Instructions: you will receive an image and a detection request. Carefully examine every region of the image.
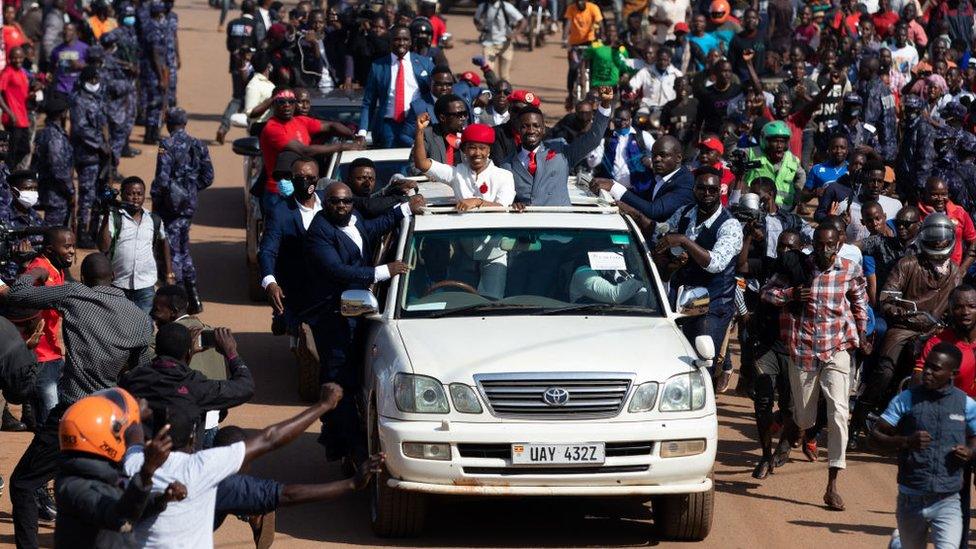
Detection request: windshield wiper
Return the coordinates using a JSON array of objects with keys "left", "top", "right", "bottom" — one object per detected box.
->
[
  {"left": 427, "top": 302, "right": 536, "bottom": 319},
  {"left": 532, "top": 303, "right": 651, "bottom": 316}
]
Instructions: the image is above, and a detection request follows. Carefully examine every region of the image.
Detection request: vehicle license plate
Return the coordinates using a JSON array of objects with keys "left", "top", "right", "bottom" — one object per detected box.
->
[{"left": 511, "top": 443, "right": 606, "bottom": 465}]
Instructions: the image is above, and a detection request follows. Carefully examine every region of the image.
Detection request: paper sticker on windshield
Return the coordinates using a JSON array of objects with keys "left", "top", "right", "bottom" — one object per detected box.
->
[
  {"left": 588, "top": 251, "right": 626, "bottom": 271},
  {"left": 610, "top": 234, "right": 630, "bottom": 245},
  {"left": 408, "top": 302, "right": 447, "bottom": 311}
]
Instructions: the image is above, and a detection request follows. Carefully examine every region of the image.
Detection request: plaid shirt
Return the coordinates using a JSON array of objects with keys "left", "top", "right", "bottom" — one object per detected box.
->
[{"left": 760, "top": 255, "right": 869, "bottom": 371}]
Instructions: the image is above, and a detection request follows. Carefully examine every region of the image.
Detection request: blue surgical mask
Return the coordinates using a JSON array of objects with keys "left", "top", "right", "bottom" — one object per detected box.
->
[
  {"left": 278, "top": 179, "right": 294, "bottom": 197},
  {"left": 615, "top": 126, "right": 631, "bottom": 137},
  {"left": 122, "top": 15, "right": 136, "bottom": 26}
]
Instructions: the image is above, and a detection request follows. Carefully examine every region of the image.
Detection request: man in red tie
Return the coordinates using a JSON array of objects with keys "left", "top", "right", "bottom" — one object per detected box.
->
[
  {"left": 415, "top": 93, "right": 468, "bottom": 166},
  {"left": 358, "top": 25, "right": 435, "bottom": 148}
]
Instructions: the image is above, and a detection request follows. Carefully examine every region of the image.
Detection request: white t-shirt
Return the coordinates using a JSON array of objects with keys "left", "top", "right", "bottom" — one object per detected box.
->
[
  {"left": 123, "top": 441, "right": 246, "bottom": 548},
  {"left": 425, "top": 158, "right": 516, "bottom": 206}
]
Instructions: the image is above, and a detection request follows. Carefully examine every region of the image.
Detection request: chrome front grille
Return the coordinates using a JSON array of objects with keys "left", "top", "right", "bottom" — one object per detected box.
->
[{"left": 474, "top": 373, "right": 633, "bottom": 418}]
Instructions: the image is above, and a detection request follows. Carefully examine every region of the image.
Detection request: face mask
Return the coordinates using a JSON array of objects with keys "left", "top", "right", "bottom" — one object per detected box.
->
[
  {"left": 615, "top": 126, "right": 631, "bottom": 137},
  {"left": 84, "top": 82, "right": 100, "bottom": 94},
  {"left": 123, "top": 15, "right": 136, "bottom": 26},
  {"left": 15, "top": 190, "right": 38, "bottom": 208},
  {"left": 293, "top": 178, "right": 316, "bottom": 200},
  {"left": 277, "top": 179, "right": 294, "bottom": 197}
]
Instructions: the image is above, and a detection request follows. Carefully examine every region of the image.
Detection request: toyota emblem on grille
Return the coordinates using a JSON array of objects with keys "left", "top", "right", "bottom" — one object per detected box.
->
[{"left": 542, "top": 387, "right": 570, "bottom": 406}]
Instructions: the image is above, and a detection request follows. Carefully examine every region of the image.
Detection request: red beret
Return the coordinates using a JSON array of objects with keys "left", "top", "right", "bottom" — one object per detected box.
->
[
  {"left": 461, "top": 123, "right": 495, "bottom": 145},
  {"left": 507, "top": 89, "right": 541, "bottom": 107},
  {"left": 268, "top": 23, "right": 287, "bottom": 41},
  {"left": 698, "top": 137, "right": 724, "bottom": 154},
  {"left": 461, "top": 71, "right": 481, "bottom": 87},
  {"left": 674, "top": 21, "right": 690, "bottom": 33}
]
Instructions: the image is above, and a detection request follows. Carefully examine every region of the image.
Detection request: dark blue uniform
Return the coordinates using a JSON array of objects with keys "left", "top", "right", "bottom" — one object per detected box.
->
[
  {"left": 139, "top": 10, "right": 169, "bottom": 135},
  {"left": 102, "top": 46, "right": 137, "bottom": 160},
  {"left": 151, "top": 128, "right": 214, "bottom": 284},
  {"left": 32, "top": 124, "right": 74, "bottom": 227},
  {"left": 857, "top": 77, "right": 898, "bottom": 162},
  {"left": 1, "top": 205, "right": 44, "bottom": 281},
  {"left": 69, "top": 85, "right": 109, "bottom": 235},
  {"left": 897, "top": 118, "right": 936, "bottom": 197},
  {"left": 0, "top": 163, "right": 10, "bottom": 224},
  {"left": 164, "top": 10, "right": 178, "bottom": 102}
]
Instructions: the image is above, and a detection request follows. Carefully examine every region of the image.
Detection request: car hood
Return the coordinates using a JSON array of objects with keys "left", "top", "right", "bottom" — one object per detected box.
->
[{"left": 395, "top": 316, "right": 697, "bottom": 383}]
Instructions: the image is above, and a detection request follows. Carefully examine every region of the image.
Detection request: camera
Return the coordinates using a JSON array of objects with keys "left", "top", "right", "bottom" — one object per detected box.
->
[
  {"left": 0, "top": 222, "right": 45, "bottom": 272},
  {"left": 731, "top": 192, "right": 766, "bottom": 224},
  {"left": 200, "top": 329, "right": 217, "bottom": 348},
  {"left": 726, "top": 148, "right": 762, "bottom": 177},
  {"left": 95, "top": 187, "right": 122, "bottom": 211}
]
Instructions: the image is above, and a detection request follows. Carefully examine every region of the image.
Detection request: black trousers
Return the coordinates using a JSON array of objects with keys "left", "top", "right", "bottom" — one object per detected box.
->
[
  {"left": 11, "top": 403, "right": 66, "bottom": 549},
  {"left": 309, "top": 313, "right": 367, "bottom": 463},
  {"left": 6, "top": 126, "right": 29, "bottom": 168}
]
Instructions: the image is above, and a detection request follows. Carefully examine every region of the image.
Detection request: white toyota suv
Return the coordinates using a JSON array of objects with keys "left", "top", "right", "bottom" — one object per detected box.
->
[{"left": 342, "top": 183, "right": 717, "bottom": 540}]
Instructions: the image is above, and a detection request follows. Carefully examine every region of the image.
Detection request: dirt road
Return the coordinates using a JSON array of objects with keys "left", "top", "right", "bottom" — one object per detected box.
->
[{"left": 0, "top": 2, "right": 906, "bottom": 547}]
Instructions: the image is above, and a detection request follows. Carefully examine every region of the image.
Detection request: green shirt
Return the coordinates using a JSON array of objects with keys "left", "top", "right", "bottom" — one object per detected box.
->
[{"left": 584, "top": 43, "right": 634, "bottom": 87}]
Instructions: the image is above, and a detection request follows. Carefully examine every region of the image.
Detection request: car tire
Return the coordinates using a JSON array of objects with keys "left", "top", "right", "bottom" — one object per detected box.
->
[
  {"left": 369, "top": 413, "right": 427, "bottom": 537},
  {"left": 652, "top": 487, "right": 714, "bottom": 541},
  {"left": 295, "top": 324, "right": 320, "bottom": 403}
]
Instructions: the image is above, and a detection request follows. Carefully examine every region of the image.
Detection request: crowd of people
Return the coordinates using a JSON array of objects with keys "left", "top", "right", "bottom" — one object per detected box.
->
[{"left": 4, "top": 0, "right": 976, "bottom": 545}]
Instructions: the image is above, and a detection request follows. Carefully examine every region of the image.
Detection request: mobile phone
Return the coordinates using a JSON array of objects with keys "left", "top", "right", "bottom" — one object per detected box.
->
[{"left": 200, "top": 329, "right": 217, "bottom": 348}]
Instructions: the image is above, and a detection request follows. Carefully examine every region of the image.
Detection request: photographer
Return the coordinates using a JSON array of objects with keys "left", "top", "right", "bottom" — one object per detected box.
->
[
  {"left": 97, "top": 176, "right": 174, "bottom": 314},
  {"left": 740, "top": 120, "right": 805, "bottom": 212},
  {"left": 1, "top": 170, "right": 45, "bottom": 283}
]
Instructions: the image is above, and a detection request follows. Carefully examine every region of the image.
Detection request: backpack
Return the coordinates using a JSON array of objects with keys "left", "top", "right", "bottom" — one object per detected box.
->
[{"left": 108, "top": 209, "right": 163, "bottom": 260}]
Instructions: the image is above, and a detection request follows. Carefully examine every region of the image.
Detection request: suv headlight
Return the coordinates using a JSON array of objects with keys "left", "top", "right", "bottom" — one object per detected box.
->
[
  {"left": 628, "top": 382, "right": 659, "bottom": 413},
  {"left": 449, "top": 384, "right": 483, "bottom": 413},
  {"left": 394, "top": 373, "right": 450, "bottom": 413},
  {"left": 659, "top": 371, "right": 707, "bottom": 412}
]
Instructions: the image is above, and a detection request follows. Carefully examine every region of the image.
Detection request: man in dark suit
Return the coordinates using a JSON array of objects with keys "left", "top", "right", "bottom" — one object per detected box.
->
[
  {"left": 358, "top": 25, "right": 435, "bottom": 148},
  {"left": 501, "top": 86, "right": 614, "bottom": 206},
  {"left": 406, "top": 65, "right": 456, "bottom": 127},
  {"left": 258, "top": 155, "right": 324, "bottom": 328},
  {"left": 489, "top": 88, "right": 535, "bottom": 165},
  {"left": 304, "top": 182, "right": 422, "bottom": 462},
  {"left": 590, "top": 135, "right": 695, "bottom": 223},
  {"left": 414, "top": 93, "right": 468, "bottom": 166},
  {"left": 346, "top": 157, "right": 413, "bottom": 218}
]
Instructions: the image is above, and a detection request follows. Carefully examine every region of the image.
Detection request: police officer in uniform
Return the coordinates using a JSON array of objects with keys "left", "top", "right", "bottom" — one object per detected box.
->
[
  {"left": 139, "top": 2, "right": 170, "bottom": 144},
  {"left": 824, "top": 93, "right": 881, "bottom": 155},
  {"left": 101, "top": 33, "right": 140, "bottom": 163},
  {"left": 2, "top": 171, "right": 46, "bottom": 281},
  {"left": 855, "top": 55, "right": 898, "bottom": 163},
  {"left": 70, "top": 65, "right": 110, "bottom": 248},
  {"left": 162, "top": 0, "right": 180, "bottom": 104},
  {"left": 896, "top": 94, "right": 936, "bottom": 201},
  {"left": 151, "top": 107, "right": 214, "bottom": 314},
  {"left": 32, "top": 95, "right": 73, "bottom": 228},
  {"left": 107, "top": 3, "right": 141, "bottom": 154},
  {"left": 928, "top": 126, "right": 969, "bottom": 209}
]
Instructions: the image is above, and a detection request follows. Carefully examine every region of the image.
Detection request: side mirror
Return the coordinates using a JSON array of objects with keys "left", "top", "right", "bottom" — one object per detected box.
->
[
  {"left": 676, "top": 286, "right": 710, "bottom": 317},
  {"left": 341, "top": 290, "right": 379, "bottom": 317},
  {"left": 694, "top": 335, "right": 715, "bottom": 364},
  {"left": 231, "top": 136, "right": 261, "bottom": 157}
]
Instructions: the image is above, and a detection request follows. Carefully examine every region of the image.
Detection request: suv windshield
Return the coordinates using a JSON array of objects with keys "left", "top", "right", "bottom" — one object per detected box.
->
[{"left": 399, "top": 227, "right": 663, "bottom": 318}]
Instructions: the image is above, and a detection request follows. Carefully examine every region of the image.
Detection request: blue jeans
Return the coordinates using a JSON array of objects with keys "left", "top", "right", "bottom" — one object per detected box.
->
[
  {"left": 891, "top": 492, "right": 963, "bottom": 549},
  {"left": 34, "top": 359, "right": 62, "bottom": 425},
  {"left": 123, "top": 286, "right": 156, "bottom": 314}
]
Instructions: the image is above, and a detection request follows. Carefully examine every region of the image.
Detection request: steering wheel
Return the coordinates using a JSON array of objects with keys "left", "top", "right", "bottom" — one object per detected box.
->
[{"left": 424, "top": 280, "right": 479, "bottom": 296}]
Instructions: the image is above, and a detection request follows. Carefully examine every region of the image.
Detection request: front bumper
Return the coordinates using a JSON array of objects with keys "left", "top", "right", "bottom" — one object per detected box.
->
[{"left": 378, "top": 415, "right": 717, "bottom": 496}]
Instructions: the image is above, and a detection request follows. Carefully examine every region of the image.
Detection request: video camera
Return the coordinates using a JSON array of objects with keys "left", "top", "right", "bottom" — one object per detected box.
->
[
  {"left": 95, "top": 187, "right": 123, "bottom": 212},
  {"left": 0, "top": 221, "right": 46, "bottom": 266},
  {"left": 726, "top": 148, "right": 762, "bottom": 177},
  {"left": 730, "top": 192, "right": 765, "bottom": 225}
]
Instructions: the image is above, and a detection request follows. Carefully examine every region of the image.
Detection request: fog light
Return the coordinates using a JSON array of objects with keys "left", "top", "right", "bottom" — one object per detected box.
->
[
  {"left": 659, "top": 439, "right": 706, "bottom": 458},
  {"left": 402, "top": 442, "right": 451, "bottom": 461}
]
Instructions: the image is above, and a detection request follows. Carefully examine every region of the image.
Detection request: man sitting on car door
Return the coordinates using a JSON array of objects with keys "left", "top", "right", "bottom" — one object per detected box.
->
[{"left": 652, "top": 167, "right": 743, "bottom": 393}]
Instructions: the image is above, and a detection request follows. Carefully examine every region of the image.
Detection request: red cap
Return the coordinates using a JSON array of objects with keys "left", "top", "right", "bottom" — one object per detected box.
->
[
  {"left": 461, "top": 123, "right": 495, "bottom": 145},
  {"left": 507, "top": 89, "right": 541, "bottom": 107},
  {"left": 698, "top": 137, "right": 724, "bottom": 154},
  {"left": 674, "top": 21, "right": 690, "bottom": 33},
  {"left": 461, "top": 71, "right": 481, "bottom": 87},
  {"left": 267, "top": 22, "right": 287, "bottom": 41}
]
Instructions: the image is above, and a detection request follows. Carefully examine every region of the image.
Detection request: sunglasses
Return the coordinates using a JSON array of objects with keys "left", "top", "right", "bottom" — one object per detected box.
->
[
  {"left": 328, "top": 197, "right": 354, "bottom": 205},
  {"left": 275, "top": 98, "right": 297, "bottom": 105},
  {"left": 442, "top": 111, "right": 468, "bottom": 118},
  {"left": 293, "top": 175, "right": 317, "bottom": 185},
  {"left": 894, "top": 219, "right": 918, "bottom": 227}
]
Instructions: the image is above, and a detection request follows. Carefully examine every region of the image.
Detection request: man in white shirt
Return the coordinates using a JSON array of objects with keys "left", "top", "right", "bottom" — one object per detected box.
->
[
  {"left": 414, "top": 113, "right": 516, "bottom": 209},
  {"left": 586, "top": 107, "right": 655, "bottom": 189},
  {"left": 98, "top": 176, "right": 174, "bottom": 313},
  {"left": 242, "top": 53, "right": 275, "bottom": 132},
  {"left": 474, "top": 0, "right": 525, "bottom": 81},
  {"left": 628, "top": 47, "right": 682, "bottom": 111},
  {"left": 123, "top": 383, "right": 373, "bottom": 548}
]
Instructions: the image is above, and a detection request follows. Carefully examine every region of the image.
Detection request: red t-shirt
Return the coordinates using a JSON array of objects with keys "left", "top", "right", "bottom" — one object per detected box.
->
[
  {"left": 918, "top": 200, "right": 976, "bottom": 265},
  {"left": 259, "top": 115, "right": 323, "bottom": 193},
  {"left": 916, "top": 329, "right": 976, "bottom": 397},
  {"left": 24, "top": 255, "right": 64, "bottom": 363},
  {"left": 2, "top": 25, "right": 27, "bottom": 57},
  {"left": 431, "top": 15, "right": 446, "bottom": 47},
  {"left": 0, "top": 65, "right": 29, "bottom": 128},
  {"left": 872, "top": 11, "right": 900, "bottom": 39}
]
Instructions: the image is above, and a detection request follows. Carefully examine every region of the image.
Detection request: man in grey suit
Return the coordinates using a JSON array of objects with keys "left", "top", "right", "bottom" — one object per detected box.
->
[
  {"left": 415, "top": 93, "right": 468, "bottom": 166},
  {"left": 502, "top": 86, "right": 614, "bottom": 206}
]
